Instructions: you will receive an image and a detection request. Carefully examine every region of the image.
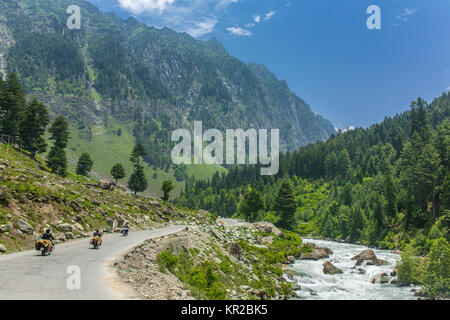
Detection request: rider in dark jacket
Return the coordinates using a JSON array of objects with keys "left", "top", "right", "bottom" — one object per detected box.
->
[
  {"left": 93, "top": 230, "right": 103, "bottom": 237},
  {"left": 42, "top": 229, "right": 55, "bottom": 246},
  {"left": 122, "top": 223, "right": 129, "bottom": 235}
]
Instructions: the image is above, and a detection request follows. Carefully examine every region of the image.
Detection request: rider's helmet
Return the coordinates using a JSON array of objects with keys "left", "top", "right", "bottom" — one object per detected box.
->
[
  {"left": 46, "top": 229, "right": 51, "bottom": 233},
  {"left": 96, "top": 229, "right": 99, "bottom": 233}
]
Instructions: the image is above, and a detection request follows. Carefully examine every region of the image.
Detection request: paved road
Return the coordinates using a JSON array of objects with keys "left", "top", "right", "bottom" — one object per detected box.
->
[{"left": 0, "top": 225, "right": 186, "bottom": 300}]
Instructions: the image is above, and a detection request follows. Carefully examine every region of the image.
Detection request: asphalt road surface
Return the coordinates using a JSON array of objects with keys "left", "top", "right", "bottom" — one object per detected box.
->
[{"left": 0, "top": 225, "right": 186, "bottom": 300}]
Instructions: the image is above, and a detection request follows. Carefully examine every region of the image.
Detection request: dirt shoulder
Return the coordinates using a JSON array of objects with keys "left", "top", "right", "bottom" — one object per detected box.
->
[{"left": 113, "top": 221, "right": 305, "bottom": 300}]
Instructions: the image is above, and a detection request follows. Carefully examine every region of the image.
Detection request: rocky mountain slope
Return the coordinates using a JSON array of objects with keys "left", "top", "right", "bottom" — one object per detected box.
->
[
  {"left": 0, "top": 0, "right": 335, "bottom": 155},
  {"left": 116, "top": 219, "right": 305, "bottom": 300},
  {"left": 0, "top": 144, "right": 213, "bottom": 254}
]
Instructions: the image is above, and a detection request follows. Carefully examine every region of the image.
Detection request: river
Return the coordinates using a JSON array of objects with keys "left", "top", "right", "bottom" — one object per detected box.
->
[{"left": 287, "top": 238, "right": 418, "bottom": 300}]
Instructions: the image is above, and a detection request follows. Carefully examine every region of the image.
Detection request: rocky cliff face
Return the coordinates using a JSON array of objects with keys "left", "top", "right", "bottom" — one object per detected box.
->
[{"left": 0, "top": 0, "right": 335, "bottom": 152}]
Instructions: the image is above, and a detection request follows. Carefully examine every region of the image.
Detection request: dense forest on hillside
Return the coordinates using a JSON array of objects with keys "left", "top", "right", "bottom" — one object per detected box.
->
[
  {"left": 176, "top": 93, "right": 450, "bottom": 297},
  {"left": 0, "top": 0, "right": 336, "bottom": 177}
]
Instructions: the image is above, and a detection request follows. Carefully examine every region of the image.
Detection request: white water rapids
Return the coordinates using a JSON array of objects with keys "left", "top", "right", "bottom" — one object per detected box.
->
[{"left": 287, "top": 239, "right": 418, "bottom": 300}]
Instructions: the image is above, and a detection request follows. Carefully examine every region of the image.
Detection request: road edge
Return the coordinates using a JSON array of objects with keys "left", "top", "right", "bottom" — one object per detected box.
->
[{"left": 103, "top": 226, "right": 190, "bottom": 300}]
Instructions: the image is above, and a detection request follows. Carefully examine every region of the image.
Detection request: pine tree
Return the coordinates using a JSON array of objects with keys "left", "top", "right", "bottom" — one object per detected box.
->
[
  {"left": 111, "top": 163, "right": 126, "bottom": 183},
  {"left": 130, "top": 142, "right": 146, "bottom": 165},
  {"left": 19, "top": 99, "right": 50, "bottom": 157},
  {"left": 1, "top": 73, "right": 25, "bottom": 140},
  {"left": 47, "top": 116, "right": 70, "bottom": 177},
  {"left": 128, "top": 143, "right": 147, "bottom": 195},
  {"left": 442, "top": 172, "right": 450, "bottom": 212},
  {"left": 337, "top": 149, "right": 352, "bottom": 179},
  {"left": 414, "top": 144, "right": 441, "bottom": 212},
  {"left": 238, "top": 187, "right": 265, "bottom": 222},
  {"left": 383, "top": 163, "right": 397, "bottom": 219},
  {"left": 76, "top": 152, "right": 94, "bottom": 176},
  {"left": 274, "top": 179, "right": 296, "bottom": 231},
  {"left": 324, "top": 151, "right": 338, "bottom": 178},
  {"left": 161, "top": 180, "right": 174, "bottom": 201},
  {"left": 128, "top": 164, "right": 148, "bottom": 196}
]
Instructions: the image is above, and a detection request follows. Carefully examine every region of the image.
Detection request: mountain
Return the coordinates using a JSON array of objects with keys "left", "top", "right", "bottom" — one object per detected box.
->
[{"left": 0, "top": 0, "right": 335, "bottom": 156}]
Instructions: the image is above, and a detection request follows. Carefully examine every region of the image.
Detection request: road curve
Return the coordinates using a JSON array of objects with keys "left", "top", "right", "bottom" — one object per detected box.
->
[{"left": 0, "top": 225, "right": 187, "bottom": 300}]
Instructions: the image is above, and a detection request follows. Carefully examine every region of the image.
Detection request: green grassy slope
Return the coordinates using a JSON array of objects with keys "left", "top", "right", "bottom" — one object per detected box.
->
[
  {"left": 62, "top": 118, "right": 226, "bottom": 198},
  {"left": 0, "top": 144, "right": 215, "bottom": 254}
]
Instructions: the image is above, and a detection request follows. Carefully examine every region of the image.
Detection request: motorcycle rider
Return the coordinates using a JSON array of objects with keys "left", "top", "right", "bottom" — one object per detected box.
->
[
  {"left": 121, "top": 222, "right": 129, "bottom": 235},
  {"left": 93, "top": 230, "right": 103, "bottom": 237},
  {"left": 42, "top": 228, "right": 55, "bottom": 247}
]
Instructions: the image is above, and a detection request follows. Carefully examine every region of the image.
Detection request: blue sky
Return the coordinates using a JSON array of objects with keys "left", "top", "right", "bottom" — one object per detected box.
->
[{"left": 86, "top": 0, "right": 450, "bottom": 129}]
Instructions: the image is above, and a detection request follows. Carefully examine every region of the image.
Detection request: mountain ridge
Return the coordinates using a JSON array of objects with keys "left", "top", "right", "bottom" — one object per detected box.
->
[{"left": 0, "top": 0, "right": 335, "bottom": 151}]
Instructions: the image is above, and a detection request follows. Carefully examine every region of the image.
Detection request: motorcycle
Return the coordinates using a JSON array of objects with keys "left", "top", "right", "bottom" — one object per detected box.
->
[
  {"left": 35, "top": 239, "right": 54, "bottom": 256},
  {"left": 120, "top": 228, "right": 129, "bottom": 237},
  {"left": 90, "top": 236, "right": 102, "bottom": 249}
]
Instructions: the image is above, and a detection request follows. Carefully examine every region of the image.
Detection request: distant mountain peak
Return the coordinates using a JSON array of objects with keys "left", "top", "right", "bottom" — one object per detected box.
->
[{"left": 0, "top": 0, "right": 335, "bottom": 151}]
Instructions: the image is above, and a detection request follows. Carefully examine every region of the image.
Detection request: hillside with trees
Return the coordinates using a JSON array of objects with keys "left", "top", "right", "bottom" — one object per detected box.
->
[{"left": 176, "top": 93, "right": 450, "bottom": 298}]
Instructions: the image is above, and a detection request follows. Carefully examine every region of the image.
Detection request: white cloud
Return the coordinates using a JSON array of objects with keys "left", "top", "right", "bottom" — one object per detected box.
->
[
  {"left": 186, "top": 18, "right": 218, "bottom": 37},
  {"left": 397, "top": 8, "right": 418, "bottom": 22},
  {"left": 264, "top": 10, "right": 276, "bottom": 21},
  {"left": 253, "top": 15, "right": 261, "bottom": 23},
  {"left": 216, "top": 0, "right": 238, "bottom": 10},
  {"left": 118, "top": 0, "right": 175, "bottom": 14},
  {"left": 226, "top": 26, "right": 252, "bottom": 36},
  {"left": 117, "top": 0, "right": 239, "bottom": 38}
]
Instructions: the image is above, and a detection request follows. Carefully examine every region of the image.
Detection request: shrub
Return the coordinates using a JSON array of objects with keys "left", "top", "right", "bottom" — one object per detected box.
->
[
  {"left": 397, "top": 244, "right": 422, "bottom": 285},
  {"left": 422, "top": 238, "right": 450, "bottom": 299},
  {"left": 157, "top": 248, "right": 179, "bottom": 273}
]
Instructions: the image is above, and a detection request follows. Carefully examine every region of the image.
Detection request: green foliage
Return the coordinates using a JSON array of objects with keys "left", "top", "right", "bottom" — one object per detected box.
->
[
  {"left": 162, "top": 180, "right": 175, "bottom": 201},
  {"left": 157, "top": 247, "right": 226, "bottom": 300},
  {"left": 19, "top": 98, "right": 50, "bottom": 157},
  {"left": 128, "top": 143, "right": 148, "bottom": 195},
  {"left": 47, "top": 116, "right": 70, "bottom": 177},
  {"left": 274, "top": 180, "right": 296, "bottom": 231},
  {"left": 422, "top": 238, "right": 450, "bottom": 299},
  {"left": 157, "top": 248, "right": 179, "bottom": 273},
  {"left": 76, "top": 152, "right": 94, "bottom": 176},
  {"left": 128, "top": 164, "right": 148, "bottom": 196},
  {"left": 397, "top": 244, "right": 422, "bottom": 285},
  {"left": 110, "top": 163, "right": 126, "bottom": 182},
  {"left": 238, "top": 187, "right": 265, "bottom": 222},
  {"left": 397, "top": 238, "right": 450, "bottom": 299},
  {"left": 174, "top": 164, "right": 188, "bottom": 182}
]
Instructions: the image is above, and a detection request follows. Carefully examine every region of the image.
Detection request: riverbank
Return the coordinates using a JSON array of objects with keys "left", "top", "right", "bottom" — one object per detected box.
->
[
  {"left": 115, "top": 221, "right": 305, "bottom": 300},
  {"left": 286, "top": 238, "right": 418, "bottom": 300}
]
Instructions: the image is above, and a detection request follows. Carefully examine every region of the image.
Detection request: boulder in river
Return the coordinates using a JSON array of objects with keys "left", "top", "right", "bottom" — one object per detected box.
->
[
  {"left": 366, "top": 259, "right": 388, "bottom": 266},
  {"left": 300, "top": 243, "right": 333, "bottom": 260},
  {"left": 351, "top": 249, "right": 377, "bottom": 261},
  {"left": 284, "top": 268, "right": 300, "bottom": 280},
  {"left": 287, "top": 256, "right": 296, "bottom": 264},
  {"left": 323, "top": 261, "right": 343, "bottom": 275},
  {"left": 370, "top": 272, "right": 390, "bottom": 284}
]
